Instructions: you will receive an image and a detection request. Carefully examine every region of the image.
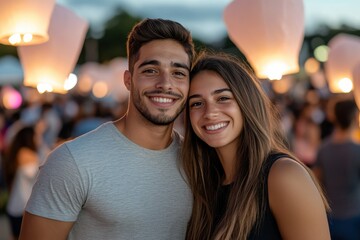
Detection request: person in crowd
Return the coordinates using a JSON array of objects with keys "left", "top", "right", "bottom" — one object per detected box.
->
[
  {"left": 313, "top": 98, "right": 360, "bottom": 240},
  {"left": 2, "top": 126, "right": 40, "bottom": 240},
  {"left": 19, "top": 18, "right": 195, "bottom": 240},
  {"left": 292, "top": 102, "right": 322, "bottom": 167},
  {"left": 182, "top": 52, "right": 330, "bottom": 240}
]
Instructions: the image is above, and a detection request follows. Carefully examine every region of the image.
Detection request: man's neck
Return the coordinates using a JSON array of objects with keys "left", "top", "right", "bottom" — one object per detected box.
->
[{"left": 114, "top": 115, "right": 174, "bottom": 150}]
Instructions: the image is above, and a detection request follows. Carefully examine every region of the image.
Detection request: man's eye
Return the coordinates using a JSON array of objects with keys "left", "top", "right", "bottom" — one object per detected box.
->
[
  {"left": 143, "top": 69, "right": 157, "bottom": 74},
  {"left": 174, "top": 71, "right": 186, "bottom": 77}
]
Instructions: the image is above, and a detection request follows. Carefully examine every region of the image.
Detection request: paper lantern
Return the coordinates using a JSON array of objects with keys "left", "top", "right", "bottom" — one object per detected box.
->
[
  {"left": 223, "top": 0, "right": 304, "bottom": 80},
  {"left": 18, "top": 4, "right": 88, "bottom": 94},
  {"left": 0, "top": 0, "right": 55, "bottom": 46},
  {"left": 353, "top": 62, "right": 360, "bottom": 110},
  {"left": 325, "top": 34, "right": 360, "bottom": 93}
]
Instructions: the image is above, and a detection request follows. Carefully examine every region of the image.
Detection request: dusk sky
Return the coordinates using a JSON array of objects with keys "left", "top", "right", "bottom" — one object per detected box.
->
[{"left": 57, "top": 0, "right": 360, "bottom": 43}]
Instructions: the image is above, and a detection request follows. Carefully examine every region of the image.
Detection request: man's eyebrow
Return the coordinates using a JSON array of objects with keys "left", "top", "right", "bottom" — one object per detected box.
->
[
  {"left": 138, "top": 60, "right": 160, "bottom": 68},
  {"left": 172, "top": 62, "right": 190, "bottom": 71},
  {"left": 188, "top": 88, "right": 232, "bottom": 100},
  {"left": 138, "top": 60, "right": 190, "bottom": 71}
]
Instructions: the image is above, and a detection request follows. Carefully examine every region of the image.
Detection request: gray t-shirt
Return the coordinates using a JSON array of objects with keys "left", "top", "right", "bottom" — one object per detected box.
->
[{"left": 26, "top": 122, "right": 192, "bottom": 239}]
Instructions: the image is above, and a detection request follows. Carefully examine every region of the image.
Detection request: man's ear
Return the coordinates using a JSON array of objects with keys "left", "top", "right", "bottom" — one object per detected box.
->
[{"left": 124, "top": 70, "right": 131, "bottom": 91}]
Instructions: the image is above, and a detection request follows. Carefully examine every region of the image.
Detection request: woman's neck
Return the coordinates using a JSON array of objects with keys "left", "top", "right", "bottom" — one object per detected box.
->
[{"left": 216, "top": 145, "right": 237, "bottom": 185}]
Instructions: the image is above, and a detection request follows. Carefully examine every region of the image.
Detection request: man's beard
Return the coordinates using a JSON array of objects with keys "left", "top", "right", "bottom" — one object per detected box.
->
[{"left": 132, "top": 89, "right": 185, "bottom": 126}]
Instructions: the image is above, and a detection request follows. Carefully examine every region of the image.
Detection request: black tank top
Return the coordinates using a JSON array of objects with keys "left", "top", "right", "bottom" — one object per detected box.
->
[{"left": 213, "top": 153, "right": 288, "bottom": 239}]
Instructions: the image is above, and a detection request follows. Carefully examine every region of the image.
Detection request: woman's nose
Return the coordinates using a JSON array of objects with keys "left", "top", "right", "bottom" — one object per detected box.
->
[{"left": 204, "top": 104, "right": 219, "bottom": 119}]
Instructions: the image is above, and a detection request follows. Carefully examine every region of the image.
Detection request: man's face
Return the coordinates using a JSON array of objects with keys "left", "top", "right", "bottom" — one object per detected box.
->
[{"left": 125, "top": 39, "right": 190, "bottom": 125}]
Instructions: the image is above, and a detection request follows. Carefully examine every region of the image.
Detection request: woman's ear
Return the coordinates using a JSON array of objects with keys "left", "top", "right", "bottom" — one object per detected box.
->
[{"left": 124, "top": 70, "right": 131, "bottom": 90}]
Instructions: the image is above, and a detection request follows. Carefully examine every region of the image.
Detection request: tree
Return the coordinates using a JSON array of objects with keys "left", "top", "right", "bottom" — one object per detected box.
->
[{"left": 96, "top": 9, "right": 141, "bottom": 63}]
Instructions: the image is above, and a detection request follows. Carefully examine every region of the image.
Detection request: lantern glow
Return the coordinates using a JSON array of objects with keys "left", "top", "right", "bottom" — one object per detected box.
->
[
  {"left": 64, "top": 73, "right": 78, "bottom": 91},
  {"left": 338, "top": 78, "right": 353, "bottom": 93},
  {"left": 0, "top": 0, "right": 55, "bottom": 46},
  {"left": 263, "top": 61, "right": 287, "bottom": 80}
]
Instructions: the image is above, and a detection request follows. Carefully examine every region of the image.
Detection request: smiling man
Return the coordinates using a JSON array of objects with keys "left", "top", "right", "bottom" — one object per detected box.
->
[{"left": 19, "top": 18, "right": 195, "bottom": 240}]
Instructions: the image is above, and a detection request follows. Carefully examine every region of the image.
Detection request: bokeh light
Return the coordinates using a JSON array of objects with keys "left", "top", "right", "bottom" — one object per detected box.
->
[
  {"left": 2, "top": 86, "right": 23, "bottom": 109},
  {"left": 314, "top": 45, "right": 329, "bottom": 62}
]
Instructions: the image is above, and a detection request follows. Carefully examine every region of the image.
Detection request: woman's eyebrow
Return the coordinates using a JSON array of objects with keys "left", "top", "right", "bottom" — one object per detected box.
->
[
  {"left": 188, "top": 88, "right": 231, "bottom": 100},
  {"left": 213, "top": 88, "right": 231, "bottom": 94}
]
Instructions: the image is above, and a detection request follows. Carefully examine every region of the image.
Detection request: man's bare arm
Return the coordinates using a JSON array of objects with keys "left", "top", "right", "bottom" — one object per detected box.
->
[{"left": 19, "top": 211, "right": 74, "bottom": 240}]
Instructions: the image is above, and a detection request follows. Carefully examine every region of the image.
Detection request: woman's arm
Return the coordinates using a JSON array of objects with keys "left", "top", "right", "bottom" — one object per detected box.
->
[{"left": 268, "top": 158, "right": 330, "bottom": 240}]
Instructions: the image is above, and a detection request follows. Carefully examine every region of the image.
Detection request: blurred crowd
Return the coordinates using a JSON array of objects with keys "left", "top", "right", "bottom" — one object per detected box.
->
[
  {"left": 0, "top": 93, "right": 127, "bottom": 239},
  {"left": 0, "top": 85, "right": 359, "bottom": 239}
]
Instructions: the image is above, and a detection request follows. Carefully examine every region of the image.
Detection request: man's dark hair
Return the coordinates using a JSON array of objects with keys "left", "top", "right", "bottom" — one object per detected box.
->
[{"left": 126, "top": 18, "right": 195, "bottom": 73}]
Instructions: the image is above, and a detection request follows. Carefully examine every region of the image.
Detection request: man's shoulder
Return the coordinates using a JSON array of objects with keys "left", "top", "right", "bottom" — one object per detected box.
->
[
  {"left": 66, "top": 121, "right": 114, "bottom": 147},
  {"left": 42, "top": 121, "right": 119, "bottom": 170},
  {"left": 50, "top": 121, "right": 117, "bottom": 161}
]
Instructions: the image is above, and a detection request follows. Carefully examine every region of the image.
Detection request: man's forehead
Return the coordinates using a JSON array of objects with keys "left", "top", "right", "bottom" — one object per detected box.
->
[{"left": 138, "top": 39, "right": 188, "bottom": 59}]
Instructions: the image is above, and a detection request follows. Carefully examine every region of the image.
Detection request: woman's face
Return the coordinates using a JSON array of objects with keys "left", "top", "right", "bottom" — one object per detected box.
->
[{"left": 188, "top": 70, "right": 243, "bottom": 150}]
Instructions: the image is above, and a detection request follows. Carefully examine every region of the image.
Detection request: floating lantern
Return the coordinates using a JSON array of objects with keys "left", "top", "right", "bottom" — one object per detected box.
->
[
  {"left": 224, "top": 0, "right": 305, "bottom": 80},
  {"left": 325, "top": 34, "right": 360, "bottom": 93},
  {"left": 18, "top": 4, "right": 88, "bottom": 94},
  {"left": 0, "top": 0, "right": 55, "bottom": 46}
]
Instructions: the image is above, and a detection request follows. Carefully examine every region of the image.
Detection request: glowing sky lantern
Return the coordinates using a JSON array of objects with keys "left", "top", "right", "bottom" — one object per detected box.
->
[
  {"left": 0, "top": 0, "right": 55, "bottom": 46},
  {"left": 325, "top": 34, "right": 360, "bottom": 93},
  {"left": 17, "top": 4, "right": 88, "bottom": 94},
  {"left": 223, "top": 0, "right": 304, "bottom": 80}
]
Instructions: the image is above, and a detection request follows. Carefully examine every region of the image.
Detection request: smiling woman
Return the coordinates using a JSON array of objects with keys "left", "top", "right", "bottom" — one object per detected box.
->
[{"left": 182, "top": 51, "right": 331, "bottom": 240}]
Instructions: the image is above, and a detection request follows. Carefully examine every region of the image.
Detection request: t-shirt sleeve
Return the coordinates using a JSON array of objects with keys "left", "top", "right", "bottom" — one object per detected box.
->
[{"left": 25, "top": 143, "right": 86, "bottom": 222}]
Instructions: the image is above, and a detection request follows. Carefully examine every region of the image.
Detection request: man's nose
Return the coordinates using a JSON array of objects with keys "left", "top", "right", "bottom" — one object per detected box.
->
[{"left": 155, "top": 71, "right": 172, "bottom": 90}]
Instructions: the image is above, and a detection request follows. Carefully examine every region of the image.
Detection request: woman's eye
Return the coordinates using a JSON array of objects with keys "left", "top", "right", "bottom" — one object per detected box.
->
[
  {"left": 189, "top": 101, "right": 203, "bottom": 108},
  {"left": 218, "top": 96, "right": 230, "bottom": 102}
]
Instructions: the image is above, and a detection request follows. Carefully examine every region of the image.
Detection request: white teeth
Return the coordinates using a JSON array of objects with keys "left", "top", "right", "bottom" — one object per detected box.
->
[
  {"left": 151, "top": 97, "right": 173, "bottom": 103},
  {"left": 205, "top": 122, "right": 227, "bottom": 131}
]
